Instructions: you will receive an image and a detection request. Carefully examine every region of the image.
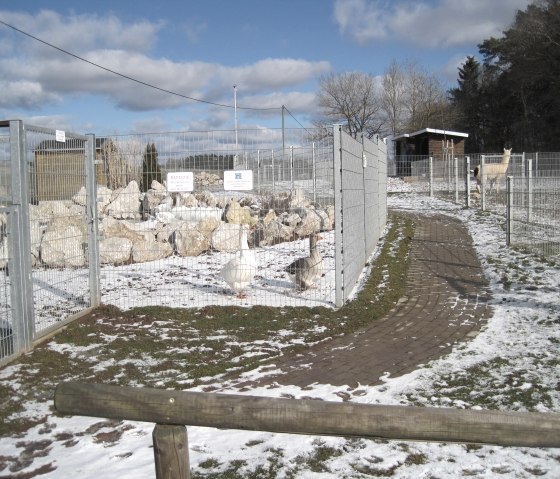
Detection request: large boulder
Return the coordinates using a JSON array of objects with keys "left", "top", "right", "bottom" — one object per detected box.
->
[
  {"left": 104, "top": 180, "right": 141, "bottom": 219},
  {"left": 132, "top": 235, "right": 173, "bottom": 263},
  {"left": 176, "top": 193, "right": 198, "bottom": 207},
  {"left": 99, "top": 216, "right": 145, "bottom": 243},
  {"left": 196, "top": 216, "right": 220, "bottom": 237},
  {"left": 41, "top": 224, "right": 86, "bottom": 267},
  {"left": 255, "top": 219, "right": 294, "bottom": 246},
  {"left": 174, "top": 224, "right": 210, "bottom": 256},
  {"left": 224, "top": 201, "right": 257, "bottom": 226},
  {"left": 293, "top": 208, "right": 322, "bottom": 237},
  {"left": 195, "top": 190, "right": 217, "bottom": 207},
  {"left": 99, "top": 237, "right": 132, "bottom": 265},
  {"left": 211, "top": 223, "right": 243, "bottom": 252}
]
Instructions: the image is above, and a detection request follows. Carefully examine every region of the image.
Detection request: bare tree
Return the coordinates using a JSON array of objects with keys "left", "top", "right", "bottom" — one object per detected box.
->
[
  {"left": 402, "top": 61, "right": 447, "bottom": 132},
  {"left": 101, "top": 137, "right": 144, "bottom": 190},
  {"left": 381, "top": 60, "right": 406, "bottom": 138},
  {"left": 317, "top": 72, "right": 385, "bottom": 139}
]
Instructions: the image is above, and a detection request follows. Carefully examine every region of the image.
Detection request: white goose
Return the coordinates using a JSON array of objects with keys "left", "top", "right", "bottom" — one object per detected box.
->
[
  {"left": 285, "top": 233, "right": 324, "bottom": 290},
  {"left": 220, "top": 224, "right": 257, "bottom": 298}
]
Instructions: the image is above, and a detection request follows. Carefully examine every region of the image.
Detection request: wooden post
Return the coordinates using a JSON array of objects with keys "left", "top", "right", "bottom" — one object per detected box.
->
[{"left": 153, "top": 424, "right": 190, "bottom": 479}]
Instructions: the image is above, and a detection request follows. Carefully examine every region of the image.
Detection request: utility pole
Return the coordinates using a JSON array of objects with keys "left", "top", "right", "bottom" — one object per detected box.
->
[{"left": 233, "top": 85, "right": 238, "bottom": 162}]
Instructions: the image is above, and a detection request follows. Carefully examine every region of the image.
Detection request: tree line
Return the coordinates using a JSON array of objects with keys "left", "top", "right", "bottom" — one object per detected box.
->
[{"left": 317, "top": 0, "right": 559, "bottom": 153}]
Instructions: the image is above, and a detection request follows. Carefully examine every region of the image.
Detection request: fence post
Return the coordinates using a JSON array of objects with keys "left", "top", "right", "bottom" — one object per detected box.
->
[
  {"left": 312, "top": 142, "right": 316, "bottom": 204},
  {"left": 85, "top": 134, "right": 100, "bottom": 308},
  {"left": 153, "top": 424, "right": 190, "bottom": 479},
  {"left": 9, "top": 120, "right": 35, "bottom": 353},
  {"left": 506, "top": 176, "right": 513, "bottom": 246},
  {"left": 271, "top": 149, "right": 275, "bottom": 196},
  {"left": 333, "top": 125, "right": 344, "bottom": 308},
  {"left": 429, "top": 157, "right": 433, "bottom": 197},
  {"left": 465, "top": 157, "right": 471, "bottom": 208},
  {"left": 527, "top": 159, "right": 533, "bottom": 222},
  {"left": 480, "top": 155, "right": 486, "bottom": 211},
  {"left": 454, "top": 157, "right": 459, "bottom": 203},
  {"left": 257, "top": 150, "right": 261, "bottom": 195},
  {"left": 290, "top": 145, "right": 294, "bottom": 192}
]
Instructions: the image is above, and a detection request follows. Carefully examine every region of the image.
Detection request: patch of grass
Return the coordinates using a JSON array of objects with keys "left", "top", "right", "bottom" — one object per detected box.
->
[
  {"left": 293, "top": 440, "right": 343, "bottom": 474},
  {"left": 404, "top": 452, "right": 428, "bottom": 465},
  {"left": 418, "top": 357, "right": 554, "bottom": 411}
]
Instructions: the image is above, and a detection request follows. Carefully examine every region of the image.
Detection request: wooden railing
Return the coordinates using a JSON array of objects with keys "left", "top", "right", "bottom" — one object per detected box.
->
[{"left": 54, "top": 382, "right": 560, "bottom": 479}]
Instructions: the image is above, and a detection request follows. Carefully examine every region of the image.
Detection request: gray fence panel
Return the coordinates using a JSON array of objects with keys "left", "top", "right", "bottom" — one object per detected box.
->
[{"left": 340, "top": 131, "right": 366, "bottom": 300}]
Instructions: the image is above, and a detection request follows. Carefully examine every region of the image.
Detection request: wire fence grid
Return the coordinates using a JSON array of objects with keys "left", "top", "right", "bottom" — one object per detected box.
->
[
  {"left": 0, "top": 121, "right": 387, "bottom": 364},
  {"left": 97, "top": 128, "right": 337, "bottom": 312},
  {"left": 395, "top": 153, "right": 560, "bottom": 258}
]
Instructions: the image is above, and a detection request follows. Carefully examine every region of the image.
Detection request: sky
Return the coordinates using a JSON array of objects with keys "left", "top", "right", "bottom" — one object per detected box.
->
[{"left": 0, "top": 0, "right": 531, "bottom": 136}]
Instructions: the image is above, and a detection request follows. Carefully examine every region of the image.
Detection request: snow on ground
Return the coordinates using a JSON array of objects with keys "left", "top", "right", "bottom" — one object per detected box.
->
[{"left": 1, "top": 179, "right": 559, "bottom": 478}]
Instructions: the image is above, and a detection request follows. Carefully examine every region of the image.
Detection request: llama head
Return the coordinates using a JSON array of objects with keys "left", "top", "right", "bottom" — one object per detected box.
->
[{"left": 503, "top": 147, "right": 512, "bottom": 162}]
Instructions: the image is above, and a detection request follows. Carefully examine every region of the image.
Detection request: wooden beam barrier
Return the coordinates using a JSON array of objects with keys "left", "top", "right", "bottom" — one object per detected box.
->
[{"left": 55, "top": 382, "right": 560, "bottom": 448}]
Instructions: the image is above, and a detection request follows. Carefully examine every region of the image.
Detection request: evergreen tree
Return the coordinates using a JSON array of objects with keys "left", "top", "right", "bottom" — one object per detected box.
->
[
  {"left": 142, "top": 142, "right": 162, "bottom": 192},
  {"left": 449, "top": 56, "right": 485, "bottom": 152},
  {"left": 478, "top": 0, "right": 560, "bottom": 150}
]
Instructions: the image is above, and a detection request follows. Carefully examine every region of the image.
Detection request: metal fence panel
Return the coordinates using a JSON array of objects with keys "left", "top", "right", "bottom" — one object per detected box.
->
[
  {"left": 98, "top": 128, "right": 337, "bottom": 309},
  {"left": 508, "top": 176, "right": 560, "bottom": 256},
  {"left": 340, "top": 131, "right": 367, "bottom": 299},
  {"left": 335, "top": 129, "right": 388, "bottom": 305},
  {"left": 22, "top": 124, "right": 95, "bottom": 339},
  {"left": 0, "top": 121, "right": 98, "bottom": 364}
]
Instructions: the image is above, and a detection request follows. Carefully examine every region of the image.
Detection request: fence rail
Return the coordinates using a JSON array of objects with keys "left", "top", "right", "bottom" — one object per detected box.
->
[{"left": 54, "top": 382, "right": 560, "bottom": 479}]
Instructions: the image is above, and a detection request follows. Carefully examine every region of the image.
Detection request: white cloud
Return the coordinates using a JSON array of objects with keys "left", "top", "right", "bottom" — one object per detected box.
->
[
  {"left": 334, "top": 0, "right": 531, "bottom": 48},
  {"left": 0, "top": 80, "right": 59, "bottom": 108},
  {"left": 227, "top": 59, "right": 331, "bottom": 91},
  {"left": 0, "top": 10, "right": 330, "bottom": 114},
  {"left": 0, "top": 10, "right": 161, "bottom": 55}
]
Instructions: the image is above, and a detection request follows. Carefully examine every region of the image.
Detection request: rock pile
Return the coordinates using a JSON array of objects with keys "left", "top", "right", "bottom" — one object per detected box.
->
[{"left": 0, "top": 180, "right": 335, "bottom": 268}]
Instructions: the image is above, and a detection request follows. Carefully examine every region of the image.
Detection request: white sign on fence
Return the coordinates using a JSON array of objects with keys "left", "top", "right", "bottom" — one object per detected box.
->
[
  {"left": 55, "top": 130, "right": 66, "bottom": 143},
  {"left": 223, "top": 170, "right": 253, "bottom": 191},
  {"left": 167, "top": 172, "right": 194, "bottom": 192}
]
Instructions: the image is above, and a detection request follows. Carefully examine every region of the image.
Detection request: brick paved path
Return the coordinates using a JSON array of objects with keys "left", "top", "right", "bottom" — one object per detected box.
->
[{"left": 241, "top": 211, "right": 493, "bottom": 389}]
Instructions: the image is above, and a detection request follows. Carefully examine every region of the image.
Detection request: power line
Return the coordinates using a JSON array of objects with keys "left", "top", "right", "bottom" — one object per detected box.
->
[
  {"left": 283, "top": 105, "right": 313, "bottom": 134},
  {"left": 0, "top": 19, "right": 280, "bottom": 112}
]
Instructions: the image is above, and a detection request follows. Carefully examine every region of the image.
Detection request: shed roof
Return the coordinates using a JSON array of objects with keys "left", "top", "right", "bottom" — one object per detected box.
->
[{"left": 393, "top": 128, "right": 469, "bottom": 141}]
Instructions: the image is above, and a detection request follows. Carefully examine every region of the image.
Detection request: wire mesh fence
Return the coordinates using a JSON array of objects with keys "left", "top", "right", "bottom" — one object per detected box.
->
[
  {"left": 393, "top": 152, "right": 560, "bottom": 258},
  {"left": 96, "top": 128, "right": 338, "bottom": 310},
  {"left": 24, "top": 126, "right": 95, "bottom": 337},
  {"left": 0, "top": 120, "right": 386, "bottom": 362},
  {"left": 507, "top": 176, "right": 560, "bottom": 256}
]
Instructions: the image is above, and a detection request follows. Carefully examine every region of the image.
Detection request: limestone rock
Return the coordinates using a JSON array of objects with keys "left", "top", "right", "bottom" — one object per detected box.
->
[
  {"left": 174, "top": 224, "right": 210, "bottom": 256},
  {"left": 224, "top": 201, "right": 257, "bottom": 226},
  {"left": 41, "top": 224, "right": 85, "bottom": 267},
  {"left": 99, "top": 237, "right": 132, "bottom": 265},
  {"left": 99, "top": 216, "right": 145, "bottom": 243},
  {"left": 105, "top": 180, "right": 141, "bottom": 219},
  {"left": 132, "top": 235, "right": 173, "bottom": 263},
  {"left": 211, "top": 223, "right": 244, "bottom": 252}
]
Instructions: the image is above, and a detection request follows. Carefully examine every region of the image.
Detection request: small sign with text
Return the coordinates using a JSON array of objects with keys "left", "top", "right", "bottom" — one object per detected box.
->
[
  {"left": 223, "top": 170, "right": 253, "bottom": 191},
  {"left": 167, "top": 172, "right": 194, "bottom": 192}
]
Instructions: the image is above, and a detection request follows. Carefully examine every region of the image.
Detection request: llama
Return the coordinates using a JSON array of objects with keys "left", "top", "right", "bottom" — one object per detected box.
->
[{"left": 473, "top": 147, "right": 512, "bottom": 194}]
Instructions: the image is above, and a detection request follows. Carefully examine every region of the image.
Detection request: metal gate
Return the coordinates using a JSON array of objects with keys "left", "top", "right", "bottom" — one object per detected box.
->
[{"left": 0, "top": 120, "right": 99, "bottom": 364}]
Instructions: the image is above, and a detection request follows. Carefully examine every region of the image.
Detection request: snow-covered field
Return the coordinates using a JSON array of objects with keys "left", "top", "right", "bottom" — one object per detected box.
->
[{"left": 1, "top": 180, "right": 559, "bottom": 478}]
